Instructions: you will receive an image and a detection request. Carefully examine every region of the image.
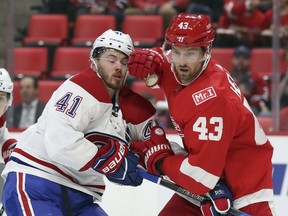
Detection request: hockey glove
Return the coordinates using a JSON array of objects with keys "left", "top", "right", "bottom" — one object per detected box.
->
[
  {"left": 92, "top": 139, "right": 143, "bottom": 186},
  {"left": 2, "top": 138, "right": 17, "bottom": 164},
  {"left": 200, "top": 179, "right": 233, "bottom": 216},
  {"left": 130, "top": 126, "right": 174, "bottom": 176},
  {"left": 128, "top": 48, "right": 164, "bottom": 81}
]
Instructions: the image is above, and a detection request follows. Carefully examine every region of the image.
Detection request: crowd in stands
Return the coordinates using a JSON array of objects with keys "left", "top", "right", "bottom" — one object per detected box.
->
[{"left": 8, "top": 0, "right": 288, "bottom": 132}]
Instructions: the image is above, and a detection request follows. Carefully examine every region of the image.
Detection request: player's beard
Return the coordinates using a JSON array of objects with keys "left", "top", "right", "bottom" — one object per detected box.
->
[
  {"left": 97, "top": 64, "right": 126, "bottom": 91},
  {"left": 176, "top": 63, "right": 202, "bottom": 85}
]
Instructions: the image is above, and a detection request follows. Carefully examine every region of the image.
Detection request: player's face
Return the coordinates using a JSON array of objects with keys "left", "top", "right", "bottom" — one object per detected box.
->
[
  {"left": 171, "top": 46, "right": 204, "bottom": 85},
  {"left": 19, "top": 77, "right": 38, "bottom": 104},
  {"left": 0, "top": 91, "right": 8, "bottom": 117},
  {"left": 232, "top": 55, "right": 250, "bottom": 72},
  {"left": 96, "top": 50, "right": 129, "bottom": 90}
]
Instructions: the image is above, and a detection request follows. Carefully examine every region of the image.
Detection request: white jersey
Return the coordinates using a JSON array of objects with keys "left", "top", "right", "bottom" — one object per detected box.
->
[{"left": 3, "top": 68, "right": 158, "bottom": 201}]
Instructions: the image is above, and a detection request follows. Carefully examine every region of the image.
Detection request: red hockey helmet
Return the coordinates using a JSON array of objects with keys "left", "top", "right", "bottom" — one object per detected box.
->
[
  {"left": 163, "top": 14, "right": 216, "bottom": 85},
  {"left": 164, "top": 13, "right": 215, "bottom": 48}
]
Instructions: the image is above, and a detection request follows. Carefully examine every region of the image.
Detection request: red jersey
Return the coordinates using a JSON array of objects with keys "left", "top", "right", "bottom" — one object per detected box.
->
[
  {"left": 262, "top": 8, "right": 288, "bottom": 29},
  {"left": 131, "top": 0, "right": 189, "bottom": 11},
  {"left": 220, "top": 0, "right": 266, "bottom": 29},
  {"left": 154, "top": 48, "right": 274, "bottom": 209}
]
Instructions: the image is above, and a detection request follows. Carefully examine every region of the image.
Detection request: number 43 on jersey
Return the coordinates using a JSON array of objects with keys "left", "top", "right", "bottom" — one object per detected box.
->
[{"left": 193, "top": 117, "right": 223, "bottom": 141}]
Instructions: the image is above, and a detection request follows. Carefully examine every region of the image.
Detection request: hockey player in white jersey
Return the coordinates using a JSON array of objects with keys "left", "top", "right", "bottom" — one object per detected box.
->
[
  {"left": 2, "top": 30, "right": 159, "bottom": 215},
  {"left": 0, "top": 68, "right": 17, "bottom": 164}
]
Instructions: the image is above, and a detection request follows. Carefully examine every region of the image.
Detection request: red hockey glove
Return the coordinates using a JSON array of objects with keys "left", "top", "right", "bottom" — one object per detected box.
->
[
  {"left": 130, "top": 126, "right": 174, "bottom": 176},
  {"left": 200, "top": 179, "right": 233, "bottom": 216},
  {"left": 128, "top": 48, "right": 164, "bottom": 81},
  {"left": 92, "top": 139, "right": 143, "bottom": 186},
  {"left": 2, "top": 138, "right": 17, "bottom": 164}
]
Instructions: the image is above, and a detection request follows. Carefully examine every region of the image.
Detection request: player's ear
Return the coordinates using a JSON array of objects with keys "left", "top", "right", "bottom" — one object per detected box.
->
[{"left": 90, "top": 62, "right": 97, "bottom": 72}]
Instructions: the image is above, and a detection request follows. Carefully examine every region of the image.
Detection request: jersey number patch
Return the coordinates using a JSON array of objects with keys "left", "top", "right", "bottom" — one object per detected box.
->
[
  {"left": 193, "top": 117, "right": 223, "bottom": 141},
  {"left": 55, "top": 92, "right": 83, "bottom": 118}
]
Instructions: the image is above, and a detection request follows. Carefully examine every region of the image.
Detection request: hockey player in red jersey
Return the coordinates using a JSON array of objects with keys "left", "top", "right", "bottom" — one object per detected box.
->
[
  {"left": 128, "top": 14, "right": 276, "bottom": 216},
  {"left": 0, "top": 68, "right": 17, "bottom": 164},
  {"left": 2, "top": 30, "right": 160, "bottom": 215}
]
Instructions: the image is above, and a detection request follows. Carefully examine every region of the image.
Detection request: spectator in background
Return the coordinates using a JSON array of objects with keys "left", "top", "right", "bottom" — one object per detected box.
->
[
  {"left": 230, "top": 45, "right": 253, "bottom": 82},
  {"left": 186, "top": 0, "right": 224, "bottom": 25},
  {"left": 215, "top": 0, "right": 269, "bottom": 47},
  {"left": 73, "top": 0, "right": 129, "bottom": 30},
  {"left": 12, "top": 76, "right": 46, "bottom": 129},
  {"left": 262, "top": 0, "right": 288, "bottom": 47},
  {"left": 125, "top": 0, "right": 189, "bottom": 30},
  {"left": 39, "top": 0, "right": 73, "bottom": 14},
  {"left": 39, "top": 0, "right": 76, "bottom": 22},
  {"left": 230, "top": 45, "right": 271, "bottom": 116}
]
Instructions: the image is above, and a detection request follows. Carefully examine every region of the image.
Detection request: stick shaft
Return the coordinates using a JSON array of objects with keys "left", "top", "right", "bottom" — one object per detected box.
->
[{"left": 137, "top": 168, "right": 251, "bottom": 216}]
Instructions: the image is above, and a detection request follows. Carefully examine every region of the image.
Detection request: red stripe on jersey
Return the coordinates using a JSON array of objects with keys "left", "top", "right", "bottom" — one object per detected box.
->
[
  {"left": 2, "top": 138, "right": 17, "bottom": 150},
  {"left": 84, "top": 184, "right": 106, "bottom": 190},
  {"left": 70, "top": 68, "right": 111, "bottom": 103},
  {"left": 14, "top": 148, "right": 74, "bottom": 181},
  {"left": 14, "top": 148, "right": 106, "bottom": 191},
  {"left": 17, "top": 173, "right": 33, "bottom": 216}
]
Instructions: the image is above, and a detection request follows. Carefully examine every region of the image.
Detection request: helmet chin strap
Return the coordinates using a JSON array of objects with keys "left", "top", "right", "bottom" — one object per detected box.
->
[{"left": 91, "top": 58, "right": 102, "bottom": 79}]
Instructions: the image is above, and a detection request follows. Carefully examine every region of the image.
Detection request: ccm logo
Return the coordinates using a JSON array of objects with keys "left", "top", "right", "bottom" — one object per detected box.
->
[
  {"left": 102, "top": 145, "right": 126, "bottom": 174},
  {"left": 192, "top": 87, "right": 217, "bottom": 106}
]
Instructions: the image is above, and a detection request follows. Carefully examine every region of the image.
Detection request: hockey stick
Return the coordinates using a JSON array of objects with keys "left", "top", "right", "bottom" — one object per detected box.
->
[{"left": 137, "top": 168, "right": 251, "bottom": 216}]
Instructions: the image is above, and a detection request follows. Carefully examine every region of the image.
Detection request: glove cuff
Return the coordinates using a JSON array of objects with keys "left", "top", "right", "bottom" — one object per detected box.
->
[
  {"left": 2, "top": 138, "right": 17, "bottom": 164},
  {"left": 146, "top": 149, "right": 173, "bottom": 175}
]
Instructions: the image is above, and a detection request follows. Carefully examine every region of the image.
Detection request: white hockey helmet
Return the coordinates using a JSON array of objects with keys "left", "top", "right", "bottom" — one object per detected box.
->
[
  {"left": 0, "top": 68, "right": 13, "bottom": 106},
  {"left": 90, "top": 29, "right": 134, "bottom": 59}
]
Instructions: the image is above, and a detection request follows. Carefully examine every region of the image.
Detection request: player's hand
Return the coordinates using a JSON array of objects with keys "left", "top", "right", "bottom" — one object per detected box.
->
[
  {"left": 130, "top": 126, "right": 174, "bottom": 176},
  {"left": 200, "top": 179, "right": 233, "bottom": 216},
  {"left": 2, "top": 139, "right": 17, "bottom": 164},
  {"left": 92, "top": 139, "right": 143, "bottom": 186},
  {"left": 128, "top": 48, "right": 164, "bottom": 80}
]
